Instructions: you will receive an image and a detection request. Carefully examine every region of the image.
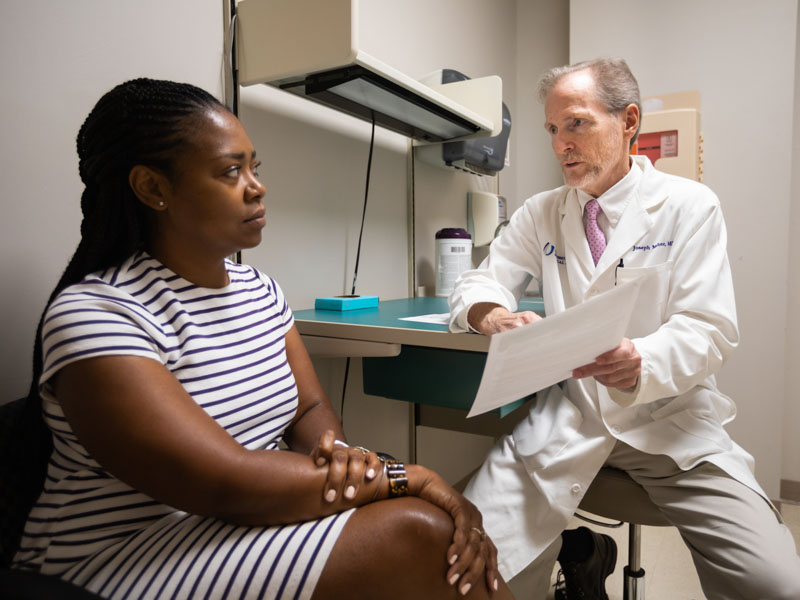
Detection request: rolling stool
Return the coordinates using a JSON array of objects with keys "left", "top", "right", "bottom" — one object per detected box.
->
[{"left": 577, "top": 467, "right": 671, "bottom": 600}]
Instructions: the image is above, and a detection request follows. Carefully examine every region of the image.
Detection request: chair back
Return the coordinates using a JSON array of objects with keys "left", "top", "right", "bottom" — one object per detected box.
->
[{"left": 0, "top": 397, "right": 52, "bottom": 567}]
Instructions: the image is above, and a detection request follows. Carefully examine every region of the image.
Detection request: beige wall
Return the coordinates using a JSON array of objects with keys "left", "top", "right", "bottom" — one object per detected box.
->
[
  {"left": 570, "top": 0, "right": 799, "bottom": 497},
  {"left": 0, "top": 0, "right": 224, "bottom": 399},
  {"left": 788, "top": 4, "right": 800, "bottom": 485}
]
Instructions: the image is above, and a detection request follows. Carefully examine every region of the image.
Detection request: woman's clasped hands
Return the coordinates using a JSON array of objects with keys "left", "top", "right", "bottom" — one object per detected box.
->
[
  {"left": 310, "top": 429, "right": 502, "bottom": 595},
  {"left": 311, "top": 430, "right": 384, "bottom": 503}
]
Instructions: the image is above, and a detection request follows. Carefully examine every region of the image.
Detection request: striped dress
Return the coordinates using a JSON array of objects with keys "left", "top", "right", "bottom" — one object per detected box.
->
[{"left": 13, "top": 252, "right": 354, "bottom": 599}]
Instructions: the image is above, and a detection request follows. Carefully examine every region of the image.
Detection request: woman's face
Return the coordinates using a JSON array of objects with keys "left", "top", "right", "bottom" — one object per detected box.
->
[{"left": 156, "top": 109, "right": 266, "bottom": 261}]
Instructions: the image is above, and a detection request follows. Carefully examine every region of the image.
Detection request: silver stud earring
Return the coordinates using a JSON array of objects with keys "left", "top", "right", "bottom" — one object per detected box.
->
[{"left": 158, "top": 201, "right": 165, "bottom": 207}]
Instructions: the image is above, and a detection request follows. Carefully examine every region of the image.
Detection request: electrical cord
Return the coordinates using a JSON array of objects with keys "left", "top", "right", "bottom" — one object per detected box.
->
[
  {"left": 340, "top": 114, "right": 376, "bottom": 424},
  {"left": 227, "top": 0, "right": 242, "bottom": 264},
  {"left": 349, "top": 115, "right": 376, "bottom": 295}
]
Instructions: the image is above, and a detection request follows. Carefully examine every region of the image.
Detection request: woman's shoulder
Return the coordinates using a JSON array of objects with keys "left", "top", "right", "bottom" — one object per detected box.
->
[
  {"left": 230, "top": 261, "right": 294, "bottom": 322},
  {"left": 48, "top": 253, "right": 164, "bottom": 313},
  {"left": 229, "top": 261, "right": 285, "bottom": 298},
  {"left": 43, "top": 253, "right": 189, "bottom": 344}
]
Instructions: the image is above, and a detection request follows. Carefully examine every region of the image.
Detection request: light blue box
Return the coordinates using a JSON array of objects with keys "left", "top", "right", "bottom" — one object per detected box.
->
[{"left": 314, "top": 295, "right": 379, "bottom": 311}]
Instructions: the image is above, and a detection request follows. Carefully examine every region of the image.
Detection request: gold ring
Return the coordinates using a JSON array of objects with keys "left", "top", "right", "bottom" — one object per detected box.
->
[
  {"left": 471, "top": 527, "right": 486, "bottom": 539},
  {"left": 353, "top": 446, "right": 370, "bottom": 456}
]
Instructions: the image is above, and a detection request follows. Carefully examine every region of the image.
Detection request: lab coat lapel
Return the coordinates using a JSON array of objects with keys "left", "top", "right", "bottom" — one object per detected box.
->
[
  {"left": 590, "top": 188, "right": 656, "bottom": 287},
  {"left": 561, "top": 189, "right": 595, "bottom": 287}
]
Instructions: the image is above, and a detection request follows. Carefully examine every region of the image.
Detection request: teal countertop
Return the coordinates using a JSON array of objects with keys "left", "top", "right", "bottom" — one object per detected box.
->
[
  {"left": 294, "top": 296, "right": 545, "bottom": 352},
  {"left": 295, "top": 297, "right": 545, "bottom": 416}
]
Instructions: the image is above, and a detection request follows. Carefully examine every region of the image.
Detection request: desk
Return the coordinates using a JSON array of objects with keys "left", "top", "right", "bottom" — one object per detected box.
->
[{"left": 294, "top": 297, "right": 545, "bottom": 417}]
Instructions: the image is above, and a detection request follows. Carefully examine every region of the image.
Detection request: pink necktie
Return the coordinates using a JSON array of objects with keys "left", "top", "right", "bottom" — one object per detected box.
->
[{"left": 584, "top": 199, "right": 606, "bottom": 266}]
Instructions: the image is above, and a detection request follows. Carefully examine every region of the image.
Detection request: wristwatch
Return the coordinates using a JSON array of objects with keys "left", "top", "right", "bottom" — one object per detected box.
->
[{"left": 384, "top": 459, "right": 408, "bottom": 497}]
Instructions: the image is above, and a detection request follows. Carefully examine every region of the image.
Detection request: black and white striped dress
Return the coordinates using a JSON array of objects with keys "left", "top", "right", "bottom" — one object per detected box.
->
[{"left": 13, "top": 252, "right": 354, "bottom": 599}]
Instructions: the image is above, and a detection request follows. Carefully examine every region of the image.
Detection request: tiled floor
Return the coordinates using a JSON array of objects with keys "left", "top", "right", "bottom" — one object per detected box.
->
[{"left": 546, "top": 502, "right": 800, "bottom": 600}]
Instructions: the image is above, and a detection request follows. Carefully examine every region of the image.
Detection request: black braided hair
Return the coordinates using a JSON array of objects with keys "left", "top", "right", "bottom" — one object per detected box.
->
[
  {"left": 17, "top": 80, "right": 229, "bottom": 543},
  {"left": 30, "top": 77, "right": 228, "bottom": 395}
]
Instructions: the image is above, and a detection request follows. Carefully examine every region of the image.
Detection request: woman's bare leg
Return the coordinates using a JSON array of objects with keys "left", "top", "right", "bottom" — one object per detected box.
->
[{"left": 313, "top": 497, "right": 513, "bottom": 599}]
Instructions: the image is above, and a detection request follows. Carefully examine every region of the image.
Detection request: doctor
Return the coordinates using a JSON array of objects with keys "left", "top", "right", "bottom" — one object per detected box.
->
[{"left": 449, "top": 58, "right": 800, "bottom": 600}]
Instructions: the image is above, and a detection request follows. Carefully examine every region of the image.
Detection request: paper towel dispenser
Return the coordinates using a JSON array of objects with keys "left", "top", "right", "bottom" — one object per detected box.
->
[
  {"left": 416, "top": 70, "right": 511, "bottom": 175},
  {"left": 235, "top": 0, "right": 502, "bottom": 143}
]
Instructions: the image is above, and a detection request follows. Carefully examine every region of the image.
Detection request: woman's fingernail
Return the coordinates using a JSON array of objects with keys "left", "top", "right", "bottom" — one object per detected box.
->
[
  {"left": 449, "top": 554, "right": 458, "bottom": 565},
  {"left": 493, "top": 579, "right": 498, "bottom": 591},
  {"left": 460, "top": 582, "right": 472, "bottom": 596},
  {"left": 366, "top": 468, "right": 376, "bottom": 479},
  {"left": 344, "top": 485, "right": 355, "bottom": 499},
  {"left": 449, "top": 573, "right": 460, "bottom": 585},
  {"left": 325, "top": 489, "right": 336, "bottom": 502},
  {"left": 316, "top": 457, "right": 325, "bottom": 466}
]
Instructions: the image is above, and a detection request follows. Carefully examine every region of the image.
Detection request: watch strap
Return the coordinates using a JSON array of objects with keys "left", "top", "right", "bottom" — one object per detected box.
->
[{"left": 384, "top": 459, "right": 408, "bottom": 497}]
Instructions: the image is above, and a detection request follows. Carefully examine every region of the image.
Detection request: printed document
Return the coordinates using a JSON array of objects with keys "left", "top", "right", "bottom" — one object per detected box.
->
[
  {"left": 468, "top": 279, "right": 642, "bottom": 417},
  {"left": 399, "top": 313, "right": 450, "bottom": 325}
]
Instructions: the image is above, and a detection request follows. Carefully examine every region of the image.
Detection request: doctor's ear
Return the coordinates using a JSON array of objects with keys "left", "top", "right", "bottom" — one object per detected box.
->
[
  {"left": 129, "top": 165, "right": 170, "bottom": 211},
  {"left": 623, "top": 103, "right": 640, "bottom": 139}
]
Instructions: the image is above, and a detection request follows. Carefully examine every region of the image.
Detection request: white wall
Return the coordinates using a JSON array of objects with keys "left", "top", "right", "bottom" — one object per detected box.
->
[
  {"left": 570, "top": 0, "right": 798, "bottom": 498},
  {"left": 0, "top": 0, "right": 224, "bottom": 400},
  {"left": 514, "top": 0, "right": 570, "bottom": 207},
  {"left": 788, "top": 5, "right": 800, "bottom": 485},
  {"left": 358, "top": 0, "right": 568, "bottom": 295}
]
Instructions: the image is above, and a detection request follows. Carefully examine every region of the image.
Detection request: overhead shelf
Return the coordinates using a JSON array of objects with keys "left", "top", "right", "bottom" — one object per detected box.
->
[{"left": 235, "top": 0, "right": 502, "bottom": 143}]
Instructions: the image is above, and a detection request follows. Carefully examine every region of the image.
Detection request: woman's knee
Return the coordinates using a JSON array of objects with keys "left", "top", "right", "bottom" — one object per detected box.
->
[
  {"left": 366, "top": 497, "right": 455, "bottom": 560},
  {"left": 314, "top": 498, "right": 458, "bottom": 599}
]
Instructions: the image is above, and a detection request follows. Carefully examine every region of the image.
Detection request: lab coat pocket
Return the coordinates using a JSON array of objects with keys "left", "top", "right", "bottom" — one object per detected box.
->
[
  {"left": 511, "top": 385, "right": 583, "bottom": 472},
  {"left": 666, "top": 409, "right": 732, "bottom": 452},
  {"left": 616, "top": 260, "right": 673, "bottom": 338}
]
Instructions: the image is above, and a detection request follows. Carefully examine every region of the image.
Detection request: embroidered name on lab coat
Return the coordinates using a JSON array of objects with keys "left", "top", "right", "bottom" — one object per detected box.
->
[{"left": 632, "top": 240, "right": 673, "bottom": 252}]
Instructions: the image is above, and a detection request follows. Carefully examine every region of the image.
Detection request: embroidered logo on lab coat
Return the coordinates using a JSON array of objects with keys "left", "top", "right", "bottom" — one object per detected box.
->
[{"left": 543, "top": 242, "right": 566, "bottom": 265}]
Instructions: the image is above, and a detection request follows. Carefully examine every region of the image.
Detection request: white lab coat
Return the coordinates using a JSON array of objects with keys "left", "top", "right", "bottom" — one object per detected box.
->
[{"left": 449, "top": 156, "right": 766, "bottom": 579}]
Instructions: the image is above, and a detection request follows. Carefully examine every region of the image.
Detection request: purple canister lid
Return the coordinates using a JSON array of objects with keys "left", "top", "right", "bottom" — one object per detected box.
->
[{"left": 436, "top": 227, "right": 472, "bottom": 240}]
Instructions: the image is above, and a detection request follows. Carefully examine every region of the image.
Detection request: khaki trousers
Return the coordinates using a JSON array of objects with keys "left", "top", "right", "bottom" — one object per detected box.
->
[{"left": 509, "top": 440, "right": 800, "bottom": 600}]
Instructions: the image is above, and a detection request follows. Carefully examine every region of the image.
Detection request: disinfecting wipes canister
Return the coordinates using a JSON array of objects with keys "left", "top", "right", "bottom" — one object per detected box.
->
[{"left": 435, "top": 228, "right": 472, "bottom": 297}]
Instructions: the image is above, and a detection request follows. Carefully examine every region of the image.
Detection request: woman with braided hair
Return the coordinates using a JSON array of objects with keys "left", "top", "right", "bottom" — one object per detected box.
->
[{"left": 12, "top": 78, "right": 513, "bottom": 600}]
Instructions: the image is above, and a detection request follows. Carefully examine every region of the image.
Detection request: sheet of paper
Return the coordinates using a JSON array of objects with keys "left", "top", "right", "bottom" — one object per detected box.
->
[
  {"left": 468, "top": 279, "right": 642, "bottom": 417},
  {"left": 398, "top": 313, "right": 451, "bottom": 325}
]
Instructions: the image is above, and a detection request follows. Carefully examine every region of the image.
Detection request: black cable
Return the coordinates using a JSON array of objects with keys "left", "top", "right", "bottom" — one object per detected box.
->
[
  {"left": 341, "top": 113, "right": 377, "bottom": 425},
  {"left": 349, "top": 114, "right": 376, "bottom": 295},
  {"left": 340, "top": 357, "right": 351, "bottom": 424},
  {"left": 229, "top": 0, "right": 242, "bottom": 265},
  {"left": 229, "top": 1, "right": 239, "bottom": 117}
]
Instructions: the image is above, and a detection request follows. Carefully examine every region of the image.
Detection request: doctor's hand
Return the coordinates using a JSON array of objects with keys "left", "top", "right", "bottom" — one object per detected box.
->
[
  {"left": 468, "top": 302, "right": 541, "bottom": 336},
  {"left": 572, "top": 337, "right": 641, "bottom": 391}
]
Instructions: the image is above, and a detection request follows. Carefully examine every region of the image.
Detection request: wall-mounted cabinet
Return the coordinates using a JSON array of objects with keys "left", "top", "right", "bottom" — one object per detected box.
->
[{"left": 235, "top": 0, "right": 502, "bottom": 143}]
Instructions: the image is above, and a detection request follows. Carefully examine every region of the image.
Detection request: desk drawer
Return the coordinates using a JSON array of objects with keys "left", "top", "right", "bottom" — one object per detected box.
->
[{"left": 363, "top": 346, "right": 526, "bottom": 417}]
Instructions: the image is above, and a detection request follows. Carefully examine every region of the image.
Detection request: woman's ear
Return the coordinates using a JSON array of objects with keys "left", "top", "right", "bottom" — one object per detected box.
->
[{"left": 129, "top": 165, "right": 170, "bottom": 211}]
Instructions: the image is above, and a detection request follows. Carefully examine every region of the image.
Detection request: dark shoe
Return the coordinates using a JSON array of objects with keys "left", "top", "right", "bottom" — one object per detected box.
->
[{"left": 553, "top": 528, "right": 617, "bottom": 600}]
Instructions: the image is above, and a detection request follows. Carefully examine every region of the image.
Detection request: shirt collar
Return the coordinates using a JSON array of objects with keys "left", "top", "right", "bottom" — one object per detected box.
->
[{"left": 576, "top": 157, "right": 642, "bottom": 227}]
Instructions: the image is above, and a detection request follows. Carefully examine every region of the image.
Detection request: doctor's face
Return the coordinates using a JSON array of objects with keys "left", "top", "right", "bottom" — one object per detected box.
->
[{"left": 544, "top": 70, "right": 636, "bottom": 197}]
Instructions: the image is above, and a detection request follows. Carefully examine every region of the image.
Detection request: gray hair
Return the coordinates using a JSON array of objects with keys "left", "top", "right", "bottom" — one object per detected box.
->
[{"left": 537, "top": 58, "right": 642, "bottom": 146}]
